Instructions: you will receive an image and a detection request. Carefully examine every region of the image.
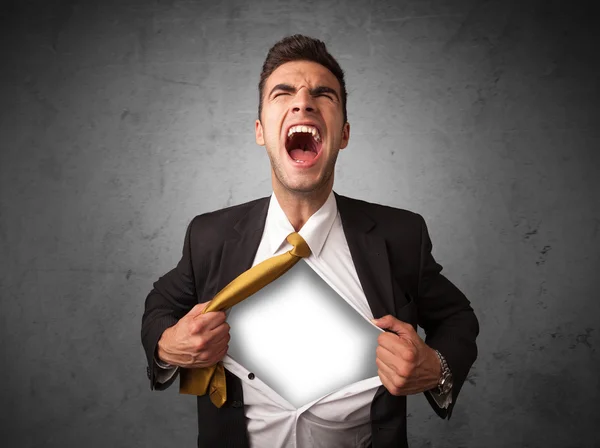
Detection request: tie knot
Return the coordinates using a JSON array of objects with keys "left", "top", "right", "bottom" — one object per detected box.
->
[{"left": 286, "top": 232, "right": 311, "bottom": 258}]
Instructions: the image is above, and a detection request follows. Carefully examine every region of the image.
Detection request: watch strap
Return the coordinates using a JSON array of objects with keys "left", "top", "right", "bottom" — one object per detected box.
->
[{"left": 434, "top": 349, "right": 451, "bottom": 393}]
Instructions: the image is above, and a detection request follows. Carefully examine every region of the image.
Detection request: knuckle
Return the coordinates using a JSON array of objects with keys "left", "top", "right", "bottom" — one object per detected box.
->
[
  {"left": 399, "top": 365, "right": 412, "bottom": 377},
  {"left": 192, "top": 318, "right": 205, "bottom": 332},
  {"left": 194, "top": 338, "right": 207, "bottom": 351}
]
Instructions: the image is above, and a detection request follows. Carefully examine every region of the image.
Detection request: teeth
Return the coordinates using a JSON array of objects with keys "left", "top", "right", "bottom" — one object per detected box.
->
[{"left": 287, "top": 125, "right": 321, "bottom": 143}]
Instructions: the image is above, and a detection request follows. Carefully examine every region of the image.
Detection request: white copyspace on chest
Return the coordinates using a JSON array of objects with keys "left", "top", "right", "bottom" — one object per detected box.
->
[{"left": 226, "top": 260, "right": 381, "bottom": 408}]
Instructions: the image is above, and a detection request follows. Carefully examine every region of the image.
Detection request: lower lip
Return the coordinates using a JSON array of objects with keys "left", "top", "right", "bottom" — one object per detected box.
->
[{"left": 286, "top": 146, "right": 323, "bottom": 169}]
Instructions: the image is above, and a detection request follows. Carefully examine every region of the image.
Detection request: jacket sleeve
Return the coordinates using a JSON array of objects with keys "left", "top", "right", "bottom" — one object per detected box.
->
[
  {"left": 416, "top": 214, "right": 479, "bottom": 420},
  {"left": 141, "top": 216, "right": 199, "bottom": 391}
]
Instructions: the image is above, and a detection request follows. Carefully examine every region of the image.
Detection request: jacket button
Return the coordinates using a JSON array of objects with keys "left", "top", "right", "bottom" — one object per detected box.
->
[
  {"left": 146, "top": 366, "right": 151, "bottom": 379},
  {"left": 231, "top": 400, "right": 243, "bottom": 408},
  {"left": 248, "top": 372, "right": 255, "bottom": 380}
]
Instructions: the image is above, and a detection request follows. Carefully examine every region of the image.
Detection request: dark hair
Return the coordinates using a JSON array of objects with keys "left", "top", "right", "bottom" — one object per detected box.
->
[{"left": 258, "top": 34, "right": 348, "bottom": 126}]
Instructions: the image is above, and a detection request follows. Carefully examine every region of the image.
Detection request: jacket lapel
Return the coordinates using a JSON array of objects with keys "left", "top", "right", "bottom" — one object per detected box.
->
[
  {"left": 334, "top": 192, "right": 405, "bottom": 430},
  {"left": 334, "top": 192, "right": 396, "bottom": 320},
  {"left": 216, "top": 197, "right": 271, "bottom": 292}
]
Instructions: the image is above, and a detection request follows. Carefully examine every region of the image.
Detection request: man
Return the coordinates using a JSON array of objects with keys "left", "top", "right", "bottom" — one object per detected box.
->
[{"left": 141, "top": 34, "right": 479, "bottom": 447}]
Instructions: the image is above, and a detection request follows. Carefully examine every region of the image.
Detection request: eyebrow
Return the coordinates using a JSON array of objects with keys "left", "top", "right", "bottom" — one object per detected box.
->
[{"left": 269, "top": 83, "right": 340, "bottom": 102}]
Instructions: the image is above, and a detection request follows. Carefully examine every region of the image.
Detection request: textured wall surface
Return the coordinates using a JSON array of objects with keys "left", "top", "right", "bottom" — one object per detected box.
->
[{"left": 1, "top": 0, "right": 599, "bottom": 447}]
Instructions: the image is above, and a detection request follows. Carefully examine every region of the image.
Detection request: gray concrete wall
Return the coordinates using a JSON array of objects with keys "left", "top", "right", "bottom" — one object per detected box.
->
[{"left": 1, "top": 0, "right": 598, "bottom": 447}]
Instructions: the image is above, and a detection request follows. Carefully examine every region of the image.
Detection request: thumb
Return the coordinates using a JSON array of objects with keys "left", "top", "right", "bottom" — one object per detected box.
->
[
  {"left": 371, "top": 315, "right": 411, "bottom": 336},
  {"left": 188, "top": 301, "right": 211, "bottom": 317}
]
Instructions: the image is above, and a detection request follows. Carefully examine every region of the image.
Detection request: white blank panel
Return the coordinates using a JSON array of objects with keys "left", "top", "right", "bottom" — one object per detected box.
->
[{"left": 226, "top": 260, "right": 380, "bottom": 408}]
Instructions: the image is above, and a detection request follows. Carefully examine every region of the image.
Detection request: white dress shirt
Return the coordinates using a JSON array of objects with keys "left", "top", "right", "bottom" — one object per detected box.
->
[{"left": 156, "top": 190, "right": 451, "bottom": 447}]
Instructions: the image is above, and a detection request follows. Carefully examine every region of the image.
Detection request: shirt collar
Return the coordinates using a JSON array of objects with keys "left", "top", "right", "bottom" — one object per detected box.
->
[{"left": 266, "top": 189, "right": 338, "bottom": 259}]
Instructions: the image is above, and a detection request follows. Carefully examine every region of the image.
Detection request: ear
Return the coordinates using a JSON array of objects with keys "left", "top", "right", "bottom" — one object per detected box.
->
[
  {"left": 255, "top": 119, "right": 265, "bottom": 146},
  {"left": 339, "top": 121, "right": 350, "bottom": 150}
]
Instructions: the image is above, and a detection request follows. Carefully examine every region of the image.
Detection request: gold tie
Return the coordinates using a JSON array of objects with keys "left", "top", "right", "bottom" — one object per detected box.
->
[{"left": 179, "top": 232, "right": 311, "bottom": 407}]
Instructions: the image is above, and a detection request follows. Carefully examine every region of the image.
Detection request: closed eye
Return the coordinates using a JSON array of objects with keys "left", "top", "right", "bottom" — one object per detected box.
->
[{"left": 274, "top": 93, "right": 332, "bottom": 100}]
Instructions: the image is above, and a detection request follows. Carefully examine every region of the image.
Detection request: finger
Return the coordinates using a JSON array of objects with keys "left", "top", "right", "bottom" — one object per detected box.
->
[
  {"left": 377, "top": 358, "right": 409, "bottom": 396},
  {"left": 372, "top": 315, "right": 414, "bottom": 337},
  {"left": 187, "top": 301, "right": 210, "bottom": 317},
  {"left": 189, "top": 301, "right": 225, "bottom": 319},
  {"left": 217, "top": 343, "right": 229, "bottom": 358},
  {"left": 376, "top": 347, "right": 407, "bottom": 380},
  {"left": 210, "top": 330, "right": 231, "bottom": 349},
  {"left": 190, "top": 311, "right": 227, "bottom": 334},
  {"left": 378, "top": 333, "right": 414, "bottom": 357},
  {"left": 376, "top": 357, "right": 398, "bottom": 384},
  {"left": 190, "top": 322, "right": 229, "bottom": 351},
  {"left": 376, "top": 341, "right": 399, "bottom": 362},
  {"left": 206, "top": 344, "right": 229, "bottom": 366},
  {"left": 205, "top": 316, "right": 229, "bottom": 338},
  {"left": 377, "top": 366, "right": 399, "bottom": 396},
  {"left": 203, "top": 310, "right": 228, "bottom": 330}
]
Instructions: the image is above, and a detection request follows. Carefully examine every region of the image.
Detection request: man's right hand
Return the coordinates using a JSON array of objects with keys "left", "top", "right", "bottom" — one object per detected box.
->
[{"left": 156, "top": 302, "right": 230, "bottom": 369}]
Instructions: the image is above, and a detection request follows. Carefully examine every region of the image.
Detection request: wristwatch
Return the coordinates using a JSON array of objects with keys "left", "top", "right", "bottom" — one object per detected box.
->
[
  {"left": 434, "top": 349, "right": 453, "bottom": 395},
  {"left": 154, "top": 347, "right": 175, "bottom": 369},
  {"left": 155, "top": 356, "right": 174, "bottom": 369}
]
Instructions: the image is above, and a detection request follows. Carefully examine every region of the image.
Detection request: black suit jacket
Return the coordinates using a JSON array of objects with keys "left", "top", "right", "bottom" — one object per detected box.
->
[{"left": 141, "top": 191, "right": 479, "bottom": 448}]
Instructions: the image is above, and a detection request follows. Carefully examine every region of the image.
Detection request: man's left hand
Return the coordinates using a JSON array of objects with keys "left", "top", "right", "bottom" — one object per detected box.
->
[{"left": 372, "top": 315, "right": 441, "bottom": 396}]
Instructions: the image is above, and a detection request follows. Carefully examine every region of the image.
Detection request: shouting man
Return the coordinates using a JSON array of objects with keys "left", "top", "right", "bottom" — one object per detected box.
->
[{"left": 142, "top": 34, "right": 479, "bottom": 448}]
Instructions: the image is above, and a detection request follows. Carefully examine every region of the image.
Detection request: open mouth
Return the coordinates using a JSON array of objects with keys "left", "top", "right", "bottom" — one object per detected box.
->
[{"left": 284, "top": 125, "right": 323, "bottom": 164}]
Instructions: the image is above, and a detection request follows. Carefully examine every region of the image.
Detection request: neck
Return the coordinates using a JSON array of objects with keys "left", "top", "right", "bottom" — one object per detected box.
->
[{"left": 272, "top": 180, "right": 333, "bottom": 232}]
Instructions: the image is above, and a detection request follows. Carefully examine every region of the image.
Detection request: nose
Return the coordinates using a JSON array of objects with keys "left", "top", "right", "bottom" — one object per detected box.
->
[{"left": 290, "top": 88, "right": 317, "bottom": 114}]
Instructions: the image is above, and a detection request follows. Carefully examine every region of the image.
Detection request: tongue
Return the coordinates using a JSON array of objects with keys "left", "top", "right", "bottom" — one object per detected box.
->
[{"left": 289, "top": 149, "right": 317, "bottom": 162}]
